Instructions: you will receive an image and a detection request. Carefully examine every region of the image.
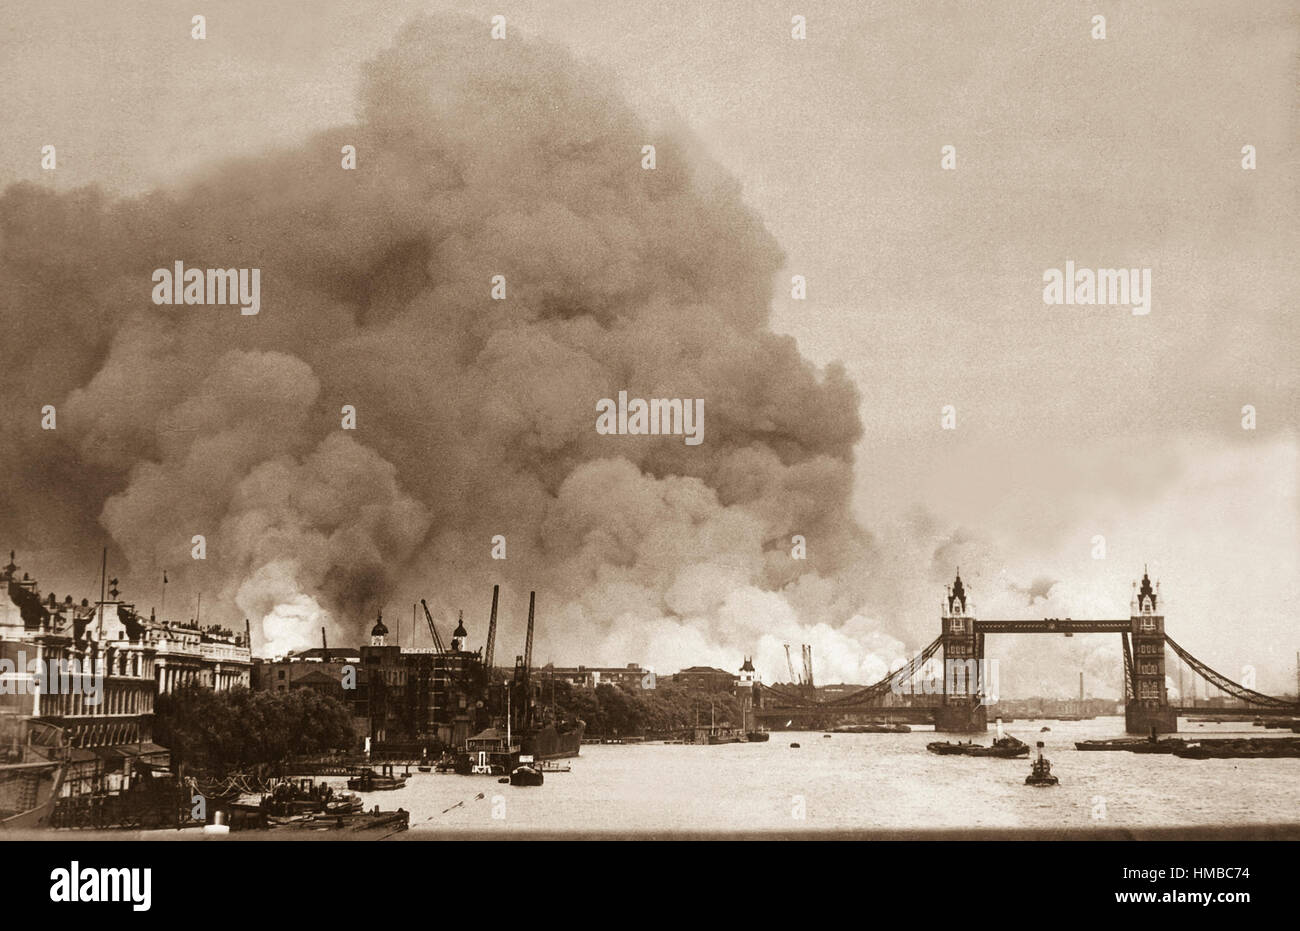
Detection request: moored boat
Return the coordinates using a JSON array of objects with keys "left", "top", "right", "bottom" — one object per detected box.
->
[
  {"left": 347, "top": 764, "right": 408, "bottom": 791},
  {"left": 1171, "top": 737, "right": 1300, "bottom": 759},
  {"left": 1075, "top": 737, "right": 1150, "bottom": 751},
  {"left": 0, "top": 717, "right": 66, "bottom": 831},
  {"left": 519, "top": 719, "right": 586, "bottom": 760},
  {"left": 832, "top": 723, "right": 911, "bottom": 734}
]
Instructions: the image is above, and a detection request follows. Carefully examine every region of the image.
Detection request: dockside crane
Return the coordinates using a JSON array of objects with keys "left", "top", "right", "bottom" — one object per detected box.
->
[
  {"left": 802, "top": 644, "right": 815, "bottom": 691},
  {"left": 512, "top": 591, "right": 536, "bottom": 731},
  {"left": 784, "top": 643, "right": 799, "bottom": 685},
  {"left": 484, "top": 584, "right": 499, "bottom": 670},
  {"left": 420, "top": 598, "right": 447, "bottom": 653},
  {"left": 524, "top": 592, "right": 534, "bottom": 677}
]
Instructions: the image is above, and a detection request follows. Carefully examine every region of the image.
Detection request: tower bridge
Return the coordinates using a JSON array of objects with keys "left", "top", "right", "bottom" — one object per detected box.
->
[{"left": 755, "top": 569, "right": 1299, "bottom": 734}]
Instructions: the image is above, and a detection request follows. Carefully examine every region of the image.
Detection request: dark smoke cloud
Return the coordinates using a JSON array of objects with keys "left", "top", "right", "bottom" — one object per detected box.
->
[{"left": 0, "top": 14, "right": 876, "bottom": 670}]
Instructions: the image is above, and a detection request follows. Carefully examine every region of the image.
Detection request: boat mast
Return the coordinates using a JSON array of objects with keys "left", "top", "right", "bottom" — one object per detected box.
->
[{"left": 506, "top": 689, "right": 512, "bottom": 750}]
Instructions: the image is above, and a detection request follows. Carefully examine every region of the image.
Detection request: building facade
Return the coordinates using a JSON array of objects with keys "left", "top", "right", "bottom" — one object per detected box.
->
[
  {"left": 1, "top": 553, "right": 250, "bottom": 795},
  {"left": 548, "top": 663, "right": 650, "bottom": 689},
  {"left": 672, "top": 666, "right": 738, "bottom": 692}
]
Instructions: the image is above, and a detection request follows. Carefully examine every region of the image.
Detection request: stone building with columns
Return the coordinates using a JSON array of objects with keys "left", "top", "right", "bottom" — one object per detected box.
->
[{"left": 1, "top": 553, "right": 250, "bottom": 794}]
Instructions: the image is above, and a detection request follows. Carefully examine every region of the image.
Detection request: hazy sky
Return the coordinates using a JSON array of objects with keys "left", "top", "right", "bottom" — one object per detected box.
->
[{"left": 1, "top": 1, "right": 1296, "bottom": 694}]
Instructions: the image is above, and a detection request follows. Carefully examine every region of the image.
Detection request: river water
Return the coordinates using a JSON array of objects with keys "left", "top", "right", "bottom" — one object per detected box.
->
[{"left": 322, "top": 717, "right": 1299, "bottom": 835}]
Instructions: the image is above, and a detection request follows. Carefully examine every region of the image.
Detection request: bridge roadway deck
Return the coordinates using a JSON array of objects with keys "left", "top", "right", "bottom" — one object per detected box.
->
[{"left": 973, "top": 619, "right": 1131, "bottom": 633}]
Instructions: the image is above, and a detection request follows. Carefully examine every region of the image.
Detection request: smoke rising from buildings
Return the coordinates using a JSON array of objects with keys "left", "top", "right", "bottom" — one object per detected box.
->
[{"left": 0, "top": 15, "right": 893, "bottom": 671}]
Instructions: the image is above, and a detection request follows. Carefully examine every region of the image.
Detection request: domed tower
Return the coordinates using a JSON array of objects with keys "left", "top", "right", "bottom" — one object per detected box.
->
[
  {"left": 1126, "top": 566, "right": 1177, "bottom": 734},
  {"left": 370, "top": 611, "right": 389, "bottom": 647},
  {"left": 936, "top": 569, "right": 987, "bottom": 733},
  {"left": 451, "top": 611, "right": 468, "bottom": 653}
]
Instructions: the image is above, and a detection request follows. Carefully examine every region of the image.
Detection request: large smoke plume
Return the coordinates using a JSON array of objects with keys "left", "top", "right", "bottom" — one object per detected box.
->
[{"left": 0, "top": 14, "right": 898, "bottom": 676}]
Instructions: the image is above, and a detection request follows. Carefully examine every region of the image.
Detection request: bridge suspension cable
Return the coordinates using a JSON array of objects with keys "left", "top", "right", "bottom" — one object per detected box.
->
[
  {"left": 1164, "top": 633, "right": 1298, "bottom": 710},
  {"left": 761, "top": 682, "right": 811, "bottom": 703},
  {"left": 822, "top": 635, "right": 944, "bottom": 707}
]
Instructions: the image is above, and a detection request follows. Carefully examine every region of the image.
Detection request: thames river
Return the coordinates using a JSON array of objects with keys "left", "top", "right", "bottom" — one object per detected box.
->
[{"left": 322, "top": 717, "right": 1300, "bottom": 836}]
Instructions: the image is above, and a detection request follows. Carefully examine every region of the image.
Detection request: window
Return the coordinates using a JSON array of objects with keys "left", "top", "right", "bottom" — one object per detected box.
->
[
  {"left": 1140, "top": 616, "right": 1156, "bottom": 632},
  {"left": 949, "top": 618, "right": 963, "bottom": 632}
]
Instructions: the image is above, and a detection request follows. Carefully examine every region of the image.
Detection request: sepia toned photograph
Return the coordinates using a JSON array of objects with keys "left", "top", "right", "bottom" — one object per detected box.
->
[{"left": 1, "top": 0, "right": 1296, "bottom": 912}]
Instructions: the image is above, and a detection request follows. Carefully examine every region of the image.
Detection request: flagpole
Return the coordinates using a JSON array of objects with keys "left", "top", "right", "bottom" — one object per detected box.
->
[
  {"left": 160, "top": 570, "right": 167, "bottom": 621},
  {"left": 96, "top": 547, "right": 107, "bottom": 639}
]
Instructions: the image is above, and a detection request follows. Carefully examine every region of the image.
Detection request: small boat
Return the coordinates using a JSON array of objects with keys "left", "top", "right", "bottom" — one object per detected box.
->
[
  {"left": 789, "top": 742, "right": 800, "bottom": 748},
  {"left": 0, "top": 718, "right": 66, "bottom": 831},
  {"left": 509, "top": 765, "right": 543, "bottom": 787},
  {"left": 707, "top": 733, "right": 743, "bottom": 745},
  {"left": 745, "top": 731, "right": 771, "bottom": 742},
  {"left": 926, "top": 740, "right": 973, "bottom": 755},
  {"left": 417, "top": 765, "right": 432, "bottom": 773},
  {"left": 324, "top": 791, "right": 364, "bottom": 815},
  {"left": 1025, "top": 742, "right": 1059, "bottom": 786},
  {"left": 1039, "top": 726, "right": 1051, "bottom": 732},
  {"left": 347, "top": 764, "right": 408, "bottom": 792},
  {"left": 832, "top": 723, "right": 911, "bottom": 734},
  {"left": 822, "top": 734, "right": 832, "bottom": 739}
]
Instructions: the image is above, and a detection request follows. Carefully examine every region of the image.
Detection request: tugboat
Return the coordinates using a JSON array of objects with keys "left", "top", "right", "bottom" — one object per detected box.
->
[
  {"left": 967, "top": 735, "right": 1029, "bottom": 758},
  {"left": 928, "top": 721, "right": 1028, "bottom": 758},
  {"left": 1025, "top": 741, "right": 1059, "bottom": 786},
  {"left": 509, "top": 757, "right": 544, "bottom": 787}
]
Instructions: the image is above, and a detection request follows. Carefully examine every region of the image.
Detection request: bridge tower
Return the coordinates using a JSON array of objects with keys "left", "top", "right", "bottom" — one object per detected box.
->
[
  {"left": 935, "top": 571, "right": 987, "bottom": 733},
  {"left": 1126, "top": 568, "right": 1178, "bottom": 734}
]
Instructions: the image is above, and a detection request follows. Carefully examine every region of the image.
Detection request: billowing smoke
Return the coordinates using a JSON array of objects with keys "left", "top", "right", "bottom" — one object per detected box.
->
[{"left": 0, "top": 14, "right": 892, "bottom": 676}]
